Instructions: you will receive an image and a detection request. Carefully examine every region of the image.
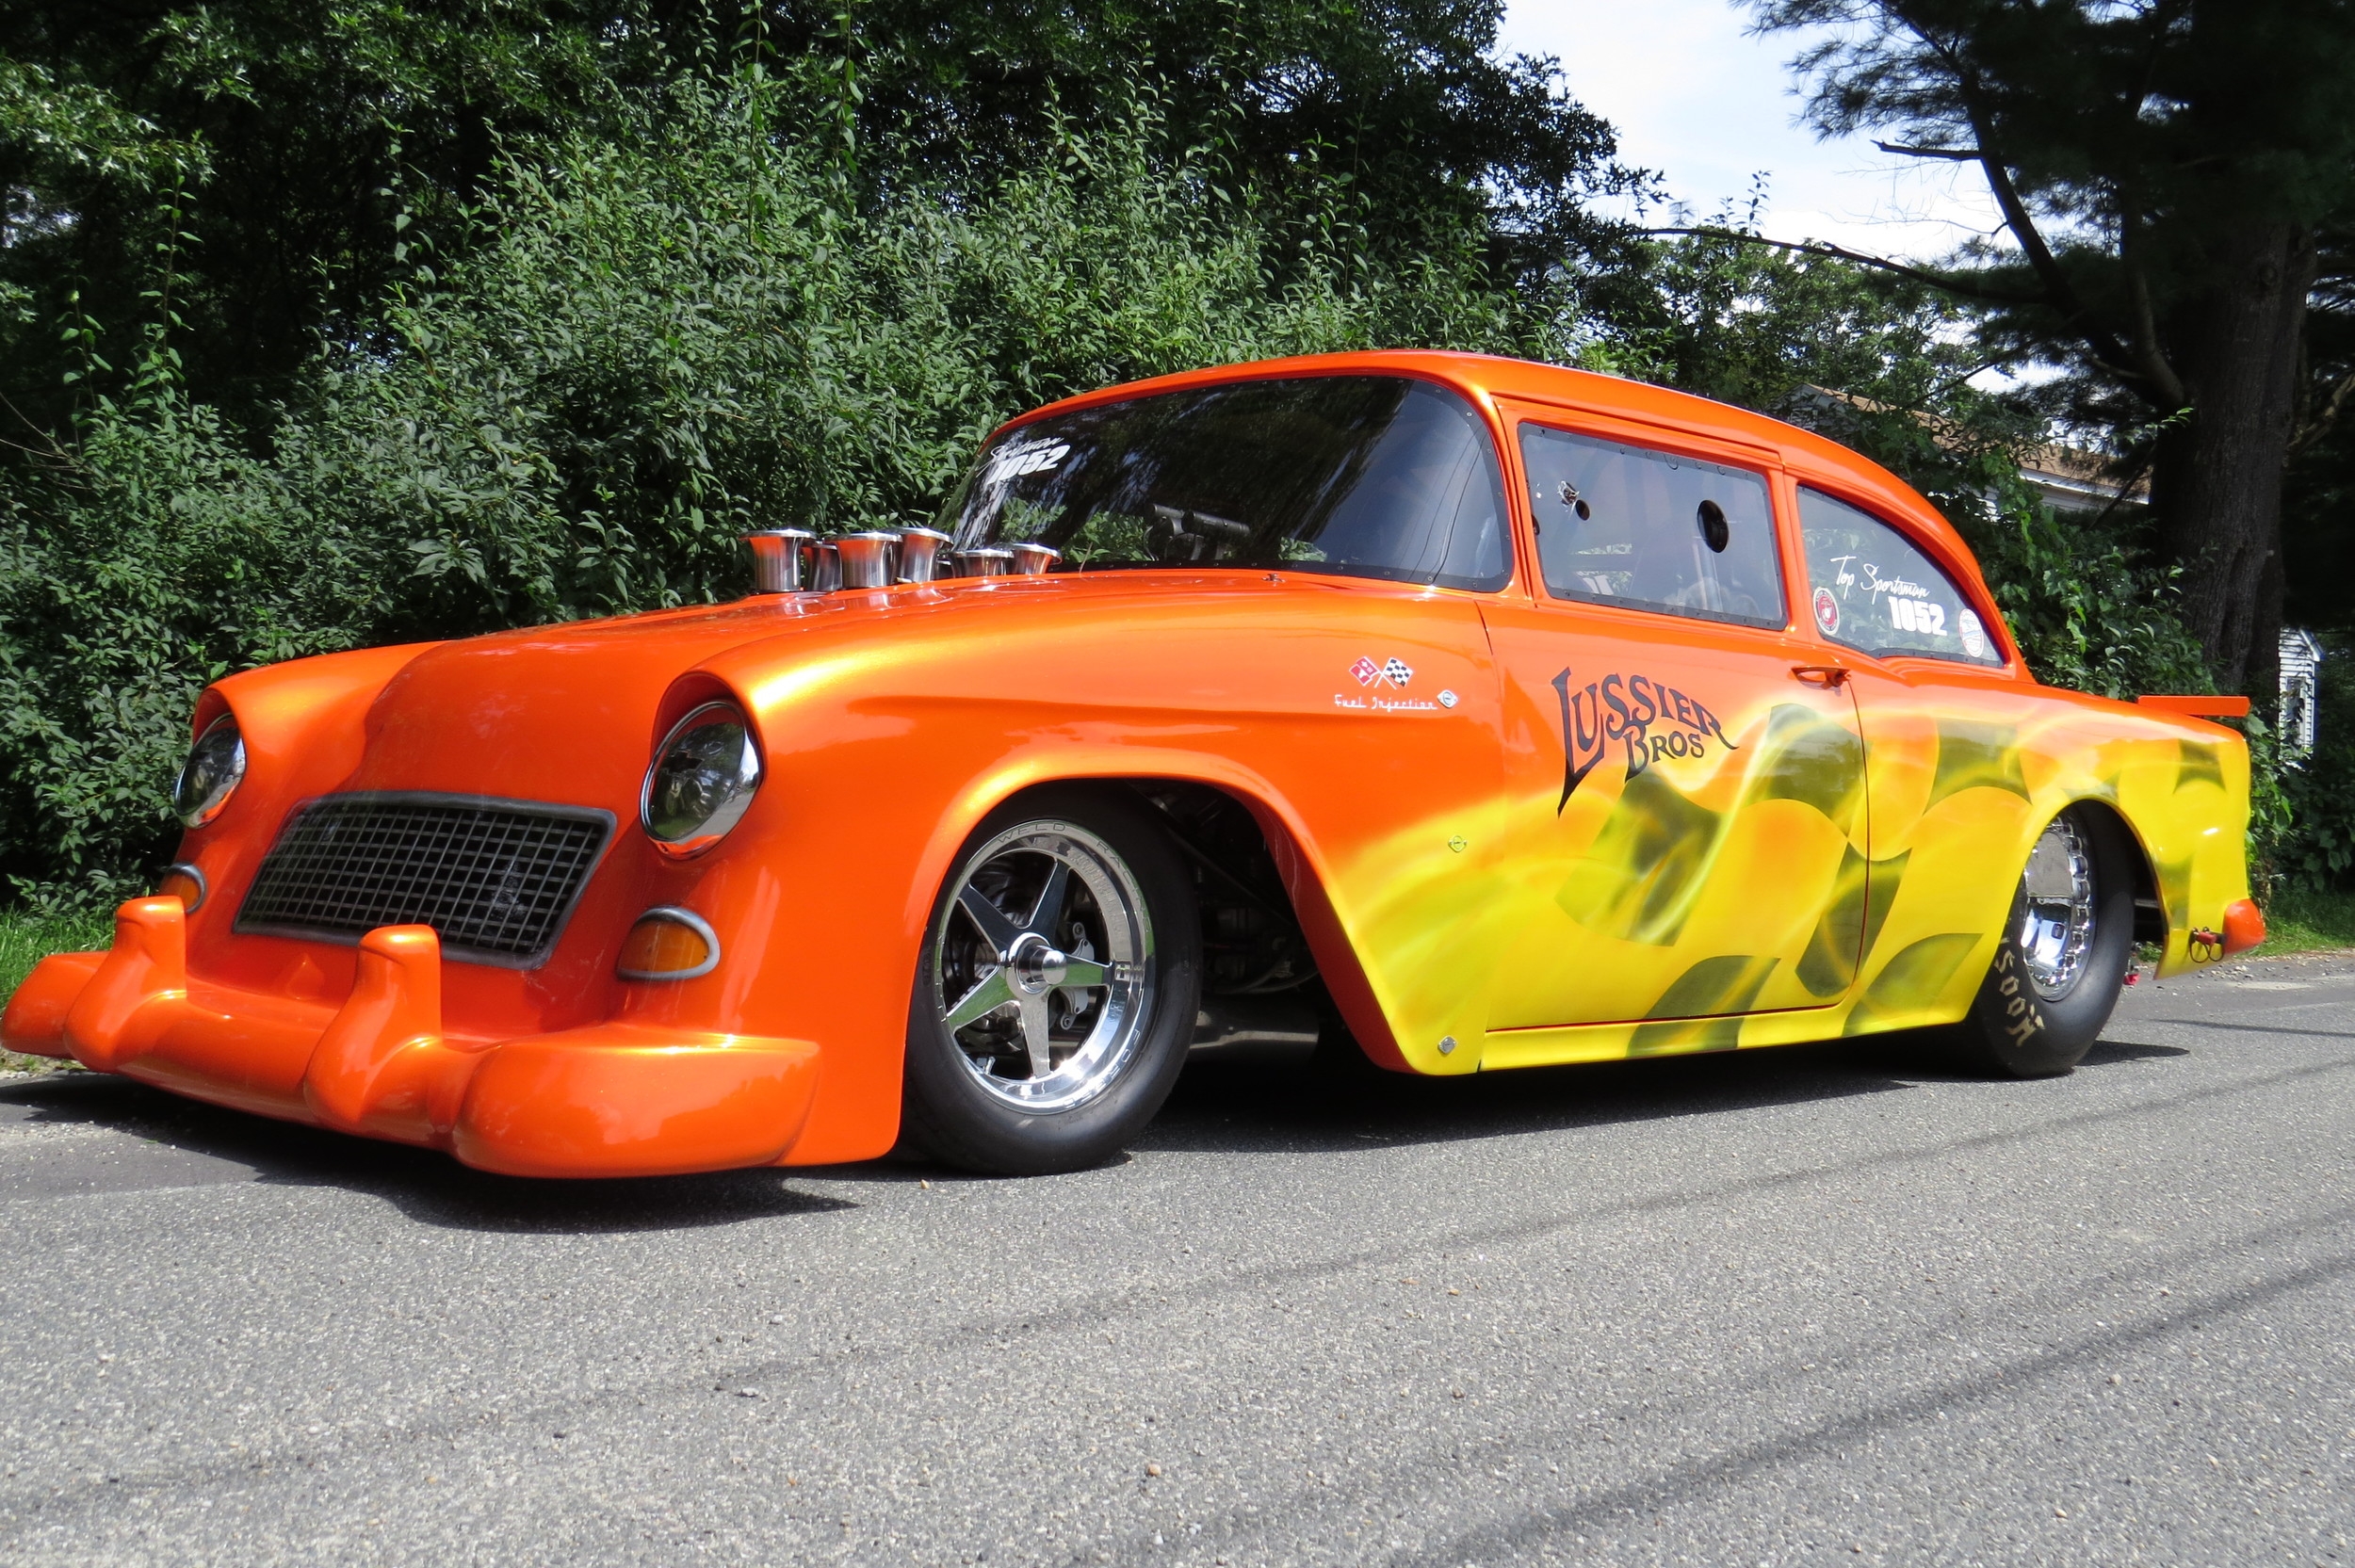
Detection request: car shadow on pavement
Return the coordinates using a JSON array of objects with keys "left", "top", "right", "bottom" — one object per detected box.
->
[
  {"left": 0, "top": 1072, "right": 853, "bottom": 1233},
  {"left": 1133, "top": 1027, "right": 2192, "bottom": 1157},
  {"left": 2082, "top": 1040, "right": 2190, "bottom": 1063},
  {"left": 2, "top": 1024, "right": 2195, "bottom": 1199}
]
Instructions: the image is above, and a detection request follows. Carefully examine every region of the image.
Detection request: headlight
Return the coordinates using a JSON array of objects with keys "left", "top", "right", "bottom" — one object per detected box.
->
[
  {"left": 172, "top": 715, "right": 246, "bottom": 829},
  {"left": 641, "top": 702, "right": 762, "bottom": 856}
]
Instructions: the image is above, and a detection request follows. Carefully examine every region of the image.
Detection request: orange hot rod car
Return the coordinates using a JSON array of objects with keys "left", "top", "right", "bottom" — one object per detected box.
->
[{"left": 3, "top": 351, "right": 2263, "bottom": 1176}]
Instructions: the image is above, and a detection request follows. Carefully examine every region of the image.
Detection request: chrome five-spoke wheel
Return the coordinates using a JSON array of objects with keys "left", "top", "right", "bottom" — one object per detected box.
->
[
  {"left": 2018, "top": 813, "right": 2097, "bottom": 1000},
  {"left": 901, "top": 790, "right": 1200, "bottom": 1175},
  {"left": 934, "top": 822, "right": 1155, "bottom": 1112}
]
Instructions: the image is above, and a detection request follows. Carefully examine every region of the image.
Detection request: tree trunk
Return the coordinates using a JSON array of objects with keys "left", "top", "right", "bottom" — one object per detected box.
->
[{"left": 2152, "top": 224, "right": 2317, "bottom": 692}]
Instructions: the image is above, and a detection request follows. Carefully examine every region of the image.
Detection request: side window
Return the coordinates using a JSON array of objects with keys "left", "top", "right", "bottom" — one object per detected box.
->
[
  {"left": 1798, "top": 488, "right": 2005, "bottom": 666},
  {"left": 1519, "top": 424, "right": 1785, "bottom": 628}
]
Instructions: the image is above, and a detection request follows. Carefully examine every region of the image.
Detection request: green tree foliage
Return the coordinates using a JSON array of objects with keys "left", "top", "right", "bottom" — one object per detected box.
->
[
  {"left": 7, "top": 0, "right": 2326, "bottom": 907},
  {"left": 0, "top": 0, "right": 1623, "bottom": 435},
  {"left": 0, "top": 0, "right": 1625, "bottom": 902},
  {"left": 0, "top": 73, "right": 1579, "bottom": 900},
  {"left": 730, "top": 0, "right": 1632, "bottom": 262},
  {"left": 2282, "top": 220, "right": 2355, "bottom": 640},
  {"left": 0, "top": 0, "right": 620, "bottom": 432}
]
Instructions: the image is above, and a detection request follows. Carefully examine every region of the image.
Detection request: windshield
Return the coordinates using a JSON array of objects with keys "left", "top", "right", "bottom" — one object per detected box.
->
[{"left": 934, "top": 376, "right": 1513, "bottom": 590}]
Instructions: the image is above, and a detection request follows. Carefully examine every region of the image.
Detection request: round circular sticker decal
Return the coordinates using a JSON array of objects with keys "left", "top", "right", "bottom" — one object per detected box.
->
[
  {"left": 1958, "top": 607, "right": 1988, "bottom": 659},
  {"left": 1812, "top": 586, "right": 1841, "bottom": 636}
]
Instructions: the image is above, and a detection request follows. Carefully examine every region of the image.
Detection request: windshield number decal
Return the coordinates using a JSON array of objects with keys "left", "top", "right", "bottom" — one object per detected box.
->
[{"left": 984, "top": 439, "right": 1071, "bottom": 486}]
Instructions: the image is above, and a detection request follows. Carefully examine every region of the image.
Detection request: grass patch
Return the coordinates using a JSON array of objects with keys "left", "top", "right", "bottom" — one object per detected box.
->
[
  {"left": 2253, "top": 884, "right": 2355, "bottom": 959},
  {"left": 0, "top": 909, "right": 110, "bottom": 1073}
]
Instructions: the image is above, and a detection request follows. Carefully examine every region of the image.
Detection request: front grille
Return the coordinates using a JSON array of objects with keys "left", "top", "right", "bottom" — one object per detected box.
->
[{"left": 236, "top": 792, "right": 615, "bottom": 967}]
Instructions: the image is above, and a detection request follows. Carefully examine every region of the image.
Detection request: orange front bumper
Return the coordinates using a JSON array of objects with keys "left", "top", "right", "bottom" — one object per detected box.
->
[{"left": 0, "top": 898, "right": 820, "bottom": 1178}]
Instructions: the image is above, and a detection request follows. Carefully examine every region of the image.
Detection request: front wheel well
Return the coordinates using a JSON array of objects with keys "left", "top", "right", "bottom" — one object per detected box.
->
[{"left": 975, "top": 777, "right": 1332, "bottom": 1026}]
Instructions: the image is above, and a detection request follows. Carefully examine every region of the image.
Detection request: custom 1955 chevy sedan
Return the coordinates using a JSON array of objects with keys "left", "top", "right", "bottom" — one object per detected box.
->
[{"left": 2, "top": 351, "right": 2263, "bottom": 1174}]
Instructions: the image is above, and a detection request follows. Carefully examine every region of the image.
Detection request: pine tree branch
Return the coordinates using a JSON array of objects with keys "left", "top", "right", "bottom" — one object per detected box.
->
[
  {"left": 2121, "top": 218, "right": 2188, "bottom": 409},
  {"left": 1925, "top": 357, "right": 2016, "bottom": 400},
  {"left": 2289, "top": 368, "right": 2355, "bottom": 457},
  {"left": 1886, "top": 4, "right": 2184, "bottom": 410},
  {"left": 1874, "top": 140, "right": 1981, "bottom": 162},
  {"left": 1638, "top": 226, "right": 2042, "bottom": 304}
]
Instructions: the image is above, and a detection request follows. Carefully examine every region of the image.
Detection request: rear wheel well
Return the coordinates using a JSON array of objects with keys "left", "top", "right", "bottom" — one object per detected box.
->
[{"left": 2069, "top": 799, "right": 2165, "bottom": 946}]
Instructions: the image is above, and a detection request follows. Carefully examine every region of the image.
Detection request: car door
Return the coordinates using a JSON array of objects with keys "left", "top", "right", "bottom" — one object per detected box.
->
[
  {"left": 1788, "top": 482, "right": 2037, "bottom": 1029},
  {"left": 1477, "top": 405, "right": 1872, "bottom": 1037}
]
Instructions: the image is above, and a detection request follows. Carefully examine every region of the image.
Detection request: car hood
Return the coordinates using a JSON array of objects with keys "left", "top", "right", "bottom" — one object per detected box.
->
[
  {"left": 335, "top": 574, "right": 1303, "bottom": 810},
  {"left": 342, "top": 599, "right": 842, "bottom": 810}
]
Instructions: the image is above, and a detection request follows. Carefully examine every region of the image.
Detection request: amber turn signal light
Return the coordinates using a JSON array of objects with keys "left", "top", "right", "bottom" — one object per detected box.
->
[
  {"left": 616, "top": 906, "right": 721, "bottom": 981},
  {"left": 155, "top": 862, "right": 208, "bottom": 915}
]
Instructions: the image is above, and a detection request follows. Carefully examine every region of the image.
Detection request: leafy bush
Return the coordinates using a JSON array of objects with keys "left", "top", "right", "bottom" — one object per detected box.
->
[
  {"left": 1958, "top": 497, "right": 2214, "bottom": 701},
  {"left": 0, "top": 73, "right": 1581, "bottom": 903},
  {"left": 10, "top": 75, "right": 2325, "bottom": 917},
  {"left": 0, "top": 390, "right": 379, "bottom": 906}
]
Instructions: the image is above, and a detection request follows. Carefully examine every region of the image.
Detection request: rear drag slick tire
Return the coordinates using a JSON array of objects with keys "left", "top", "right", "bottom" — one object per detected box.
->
[{"left": 1945, "top": 805, "right": 2135, "bottom": 1077}]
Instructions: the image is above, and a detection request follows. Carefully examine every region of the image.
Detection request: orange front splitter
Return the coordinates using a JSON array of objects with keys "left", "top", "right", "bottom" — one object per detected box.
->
[{"left": 3, "top": 897, "right": 821, "bottom": 1178}]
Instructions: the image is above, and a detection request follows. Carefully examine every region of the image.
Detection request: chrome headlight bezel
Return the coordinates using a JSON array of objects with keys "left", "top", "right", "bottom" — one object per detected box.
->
[
  {"left": 639, "top": 701, "right": 763, "bottom": 858},
  {"left": 172, "top": 715, "right": 247, "bottom": 829}
]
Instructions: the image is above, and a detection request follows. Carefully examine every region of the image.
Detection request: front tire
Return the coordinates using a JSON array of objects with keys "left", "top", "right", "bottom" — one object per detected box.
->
[
  {"left": 901, "top": 788, "right": 1200, "bottom": 1174},
  {"left": 1947, "top": 805, "right": 2136, "bottom": 1077}
]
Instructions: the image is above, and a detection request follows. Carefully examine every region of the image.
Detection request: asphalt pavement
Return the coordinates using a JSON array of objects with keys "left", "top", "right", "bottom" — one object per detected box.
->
[{"left": 2, "top": 953, "right": 2351, "bottom": 1566}]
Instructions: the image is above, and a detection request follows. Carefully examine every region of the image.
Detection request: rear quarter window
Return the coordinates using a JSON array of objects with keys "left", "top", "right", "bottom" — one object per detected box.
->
[{"left": 1798, "top": 487, "right": 2006, "bottom": 667}]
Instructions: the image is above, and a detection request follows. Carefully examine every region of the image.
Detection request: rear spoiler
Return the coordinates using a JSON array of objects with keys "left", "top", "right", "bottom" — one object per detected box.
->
[{"left": 2136, "top": 695, "right": 2250, "bottom": 718}]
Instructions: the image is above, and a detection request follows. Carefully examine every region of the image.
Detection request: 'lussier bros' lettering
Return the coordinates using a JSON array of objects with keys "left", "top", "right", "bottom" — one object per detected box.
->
[{"left": 1550, "top": 668, "right": 1735, "bottom": 811}]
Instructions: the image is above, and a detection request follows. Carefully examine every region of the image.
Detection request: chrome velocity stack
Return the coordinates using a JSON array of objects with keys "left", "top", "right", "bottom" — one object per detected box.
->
[
  {"left": 806, "top": 541, "right": 841, "bottom": 591},
  {"left": 744, "top": 528, "right": 814, "bottom": 592},
  {"left": 897, "top": 527, "right": 953, "bottom": 584},
  {"left": 836, "top": 532, "right": 901, "bottom": 589}
]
